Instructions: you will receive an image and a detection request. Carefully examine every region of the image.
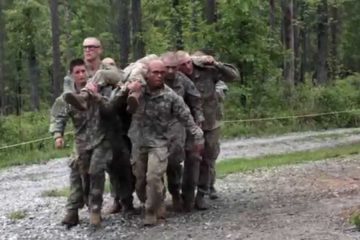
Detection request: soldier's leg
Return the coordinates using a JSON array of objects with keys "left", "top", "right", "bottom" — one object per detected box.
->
[
  {"left": 166, "top": 123, "right": 185, "bottom": 211},
  {"left": 64, "top": 66, "right": 122, "bottom": 111},
  {"left": 181, "top": 134, "right": 201, "bottom": 212},
  {"left": 208, "top": 127, "right": 221, "bottom": 200},
  {"left": 132, "top": 146, "right": 148, "bottom": 204},
  {"left": 88, "top": 140, "right": 112, "bottom": 227},
  {"left": 144, "top": 147, "right": 168, "bottom": 226}
]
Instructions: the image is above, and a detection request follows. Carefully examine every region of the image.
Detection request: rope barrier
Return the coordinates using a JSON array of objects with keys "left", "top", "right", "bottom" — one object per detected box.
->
[{"left": 1, "top": 109, "right": 360, "bottom": 151}]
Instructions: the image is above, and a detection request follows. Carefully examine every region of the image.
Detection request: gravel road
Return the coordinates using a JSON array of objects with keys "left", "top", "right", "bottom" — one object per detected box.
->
[{"left": 2, "top": 128, "right": 360, "bottom": 240}]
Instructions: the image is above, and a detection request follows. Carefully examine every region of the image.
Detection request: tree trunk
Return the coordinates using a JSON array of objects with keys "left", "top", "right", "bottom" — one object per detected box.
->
[
  {"left": 28, "top": 44, "right": 40, "bottom": 111},
  {"left": 171, "top": 0, "right": 184, "bottom": 50},
  {"left": 118, "top": 0, "right": 130, "bottom": 68},
  {"left": 205, "top": 0, "right": 216, "bottom": 24},
  {"left": 315, "top": 0, "right": 328, "bottom": 85},
  {"left": 269, "top": 0, "right": 275, "bottom": 31},
  {"left": 131, "top": 0, "right": 145, "bottom": 60},
  {"left": 0, "top": 0, "right": 5, "bottom": 115},
  {"left": 329, "top": 4, "right": 340, "bottom": 80},
  {"left": 64, "top": 0, "right": 74, "bottom": 64},
  {"left": 299, "top": 1, "right": 307, "bottom": 84},
  {"left": 50, "top": 0, "right": 62, "bottom": 101},
  {"left": 281, "top": 0, "right": 295, "bottom": 93}
]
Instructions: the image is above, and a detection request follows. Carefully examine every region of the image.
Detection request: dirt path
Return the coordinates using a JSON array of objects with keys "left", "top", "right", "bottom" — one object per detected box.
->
[{"left": 2, "top": 128, "right": 360, "bottom": 240}]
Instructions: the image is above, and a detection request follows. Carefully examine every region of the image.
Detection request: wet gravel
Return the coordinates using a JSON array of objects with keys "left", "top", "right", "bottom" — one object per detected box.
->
[{"left": 2, "top": 128, "right": 360, "bottom": 240}]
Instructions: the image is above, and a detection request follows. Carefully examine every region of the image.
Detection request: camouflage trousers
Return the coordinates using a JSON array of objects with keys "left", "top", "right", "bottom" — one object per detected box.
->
[
  {"left": 87, "top": 66, "right": 122, "bottom": 87},
  {"left": 167, "top": 122, "right": 186, "bottom": 196},
  {"left": 109, "top": 135, "right": 135, "bottom": 205},
  {"left": 132, "top": 146, "right": 168, "bottom": 212},
  {"left": 182, "top": 127, "right": 220, "bottom": 201}
]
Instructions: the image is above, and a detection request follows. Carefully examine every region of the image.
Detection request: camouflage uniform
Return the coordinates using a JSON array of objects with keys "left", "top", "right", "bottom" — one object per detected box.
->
[
  {"left": 49, "top": 85, "right": 90, "bottom": 212},
  {"left": 127, "top": 85, "right": 203, "bottom": 216},
  {"left": 164, "top": 72, "right": 203, "bottom": 199},
  {"left": 182, "top": 60, "right": 239, "bottom": 206}
]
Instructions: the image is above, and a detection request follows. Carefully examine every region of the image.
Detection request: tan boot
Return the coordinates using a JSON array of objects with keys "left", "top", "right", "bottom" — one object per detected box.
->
[
  {"left": 63, "top": 91, "right": 89, "bottom": 111},
  {"left": 61, "top": 209, "right": 79, "bottom": 228},
  {"left": 157, "top": 203, "right": 167, "bottom": 220},
  {"left": 143, "top": 209, "right": 157, "bottom": 227},
  {"left": 126, "top": 90, "right": 141, "bottom": 114},
  {"left": 195, "top": 192, "right": 209, "bottom": 210},
  {"left": 89, "top": 211, "right": 102, "bottom": 228},
  {"left": 104, "top": 199, "right": 122, "bottom": 215}
]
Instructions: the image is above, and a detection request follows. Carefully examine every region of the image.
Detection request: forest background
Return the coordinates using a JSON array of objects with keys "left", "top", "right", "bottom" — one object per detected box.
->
[{"left": 1, "top": 0, "right": 360, "bottom": 165}]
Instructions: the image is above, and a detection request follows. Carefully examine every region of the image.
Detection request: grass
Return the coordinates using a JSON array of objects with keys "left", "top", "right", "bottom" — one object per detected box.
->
[
  {"left": 41, "top": 188, "right": 70, "bottom": 198},
  {"left": 216, "top": 141, "right": 360, "bottom": 177},
  {"left": 7, "top": 210, "right": 27, "bottom": 220}
]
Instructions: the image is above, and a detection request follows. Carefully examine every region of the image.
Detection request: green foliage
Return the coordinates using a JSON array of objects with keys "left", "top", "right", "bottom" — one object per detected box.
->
[
  {"left": 350, "top": 212, "right": 360, "bottom": 231},
  {"left": 41, "top": 188, "right": 69, "bottom": 198},
  {"left": 7, "top": 210, "right": 27, "bottom": 220}
]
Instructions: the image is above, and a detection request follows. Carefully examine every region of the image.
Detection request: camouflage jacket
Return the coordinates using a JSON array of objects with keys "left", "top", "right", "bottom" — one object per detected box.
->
[
  {"left": 165, "top": 71, "right": 204, "bottom": 124},
  {"left": 128, "top": 85, "right": 203, "bottom": 148},
  {"left": 189, "top": 61, "right": 239, "bottom": 130},
  {"left": 49, "top": 82, "right": 89, "bottom": 151}
]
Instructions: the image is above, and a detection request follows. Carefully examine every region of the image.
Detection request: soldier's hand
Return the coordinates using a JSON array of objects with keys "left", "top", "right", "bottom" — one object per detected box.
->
[
  {"left": 85, "top": 82, "right": 98, "bottom": 93},
  {"left": 55, "top": 137, "right": 64, "bottom": 149},
  {"left": 203, "top": 55, "right": 215, "bottom": 65}
]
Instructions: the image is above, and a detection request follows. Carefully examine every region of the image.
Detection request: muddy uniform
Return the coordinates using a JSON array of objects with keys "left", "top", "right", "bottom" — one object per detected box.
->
[
  {"left": 164, "top": 72, "right": 203, "bottom": 198},
  {"left": 182, "top": 60, "right": 239, "bottom": 206},
  {"left": 127, "top": 85, "right": 203, "bottom": 216}
]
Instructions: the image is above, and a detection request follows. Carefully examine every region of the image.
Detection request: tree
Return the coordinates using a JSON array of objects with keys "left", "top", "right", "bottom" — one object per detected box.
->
[
  {"left": 49, "top": 0, "right": 62, "bottom": 101},
  {"left": 205, "top": 0, "right": 216, "bottom": 24},
  {"left": 131, "top": 0, "right": 145, "bottom": 60},
  {"left": 0, "top": 0, "right": 5, "bottom": 114},
  {"left": 118, "top": 0, "right": 130, "bottom": 68},
  {"left": 315, "top": 0, "right": 329, "bottom": 84},
  {"left": 171, "top": 0, "right": 184, "bottom": 50},
  {"left": 269, "top": 0, "right": 276, "bottom": 31},
  {"left": 281, "top": 0, "right": 295, "bottom": 93}
]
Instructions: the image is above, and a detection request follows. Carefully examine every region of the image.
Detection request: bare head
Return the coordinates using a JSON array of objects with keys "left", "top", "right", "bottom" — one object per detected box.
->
[
  {"left": 161, "top": 52, "right": 178, "bottom": 80},
  {"left": 102, "top": 57, "right": 116, "bottom": 67},
  {"left": 176, "top": 50, "right": 193, "bottom": 76},
  {"left": 83, "top": 37, "right": 103, "bottom": 63},
  {"left": 145, "top": 58, "right": 166, "bottom": 90}
]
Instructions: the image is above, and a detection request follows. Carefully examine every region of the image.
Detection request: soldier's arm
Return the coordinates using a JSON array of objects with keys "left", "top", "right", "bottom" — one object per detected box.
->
[
  {"left": 49, "top": 96, "right": 70, "bottom": 140},
  {"left": 181, "top": 74, "right": 205, "bottom": 124},
  {"left": 215, "top": 62, "right": 240, "bottom": 82},
  {"left": 172, "top": 94, "right": 203, "bottom": 143}
]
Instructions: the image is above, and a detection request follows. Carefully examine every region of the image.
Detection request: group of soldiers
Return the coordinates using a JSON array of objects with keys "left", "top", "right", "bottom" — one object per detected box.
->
[{"left": 49, "top": 37, "right": 239, "bottom": 229}]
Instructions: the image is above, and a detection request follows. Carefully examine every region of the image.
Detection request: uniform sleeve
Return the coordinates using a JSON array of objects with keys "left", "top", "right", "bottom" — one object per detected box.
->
[
  {"left": 172, "top": 94, "right": 203, "bottom": 142},
  {"left": 182, "top": 75, "right": 205, "bottom": 124},
  {"left": 215, "top": 80, "right": 229, "bottom": 102},
  {"left": 215, "top": 62, "right": 240, "bottom": 82},
  {"left": 49, "top": 96, "right": 70, "bottom": 139}
]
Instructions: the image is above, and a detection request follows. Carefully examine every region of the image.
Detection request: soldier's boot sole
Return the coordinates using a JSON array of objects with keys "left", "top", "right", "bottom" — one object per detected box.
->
[
  {"left": 63, "top": 91, "right": 89, "bottom": 111},
  {"left": 194, "top": 193, "right": 209, "bottom": 211},
  {"left": 61, "top": 210, "right": 79, "bottom": 229},
  {"left": 126, "top": 91, "right": 140, "bottom": 114}
]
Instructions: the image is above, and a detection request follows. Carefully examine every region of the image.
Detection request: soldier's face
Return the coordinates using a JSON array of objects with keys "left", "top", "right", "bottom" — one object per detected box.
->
[
  {"left": 163, "top": 58, "right": 178, "bottom": 80},
  {"left": 72, "top": 65, "right": 87, "bottom": 87},
  {"left": 146, "top": 61, "right": 166, "bottom": 89},
  {"left": 178, "top": 56, "right": 193, "bottom": 76},
  {"left": 83, "top": 38, "right": 102, "bottom": 62}
]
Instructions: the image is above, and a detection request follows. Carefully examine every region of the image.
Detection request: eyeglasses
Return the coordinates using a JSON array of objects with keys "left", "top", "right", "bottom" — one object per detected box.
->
[{"left": 83, "top": 45, "right": 100, "bottom": 50}]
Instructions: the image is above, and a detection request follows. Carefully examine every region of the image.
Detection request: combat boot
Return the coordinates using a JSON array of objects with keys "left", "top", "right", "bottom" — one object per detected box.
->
[
  {"left": 143, "top": 209, "right": 157, "bottom": 227},
  {"left": 157, "top": 203, "right": 166, "bottom": 220},
  {"left": 126, "top": 90, "right": 141, "bottom": 114},
  {"left": 104, "top": 199, "right": 122, "bottom": 215},
  {"left": 121, "top": 198, "right": 135, "bottom": 214},
  {"left": 63, "top": 91, "right": 89, "bottom": 111},
  {"left": 61, "top": 209, "right": 79, "bottom": 228},
  {"left": 89, "top": 211, "right": 102, "bottom": 228},
  {"left": 171, "top": 192, "right": 183, "bottom": 212},
  {"left": 181, "top": 193, "right": 194, "bottom": 212},
  {"left": 195, "top": 192, "right": 209, "bottom": 210},
  {"left": 209, "top": 186, "right": 219, "bottom": 200}
]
